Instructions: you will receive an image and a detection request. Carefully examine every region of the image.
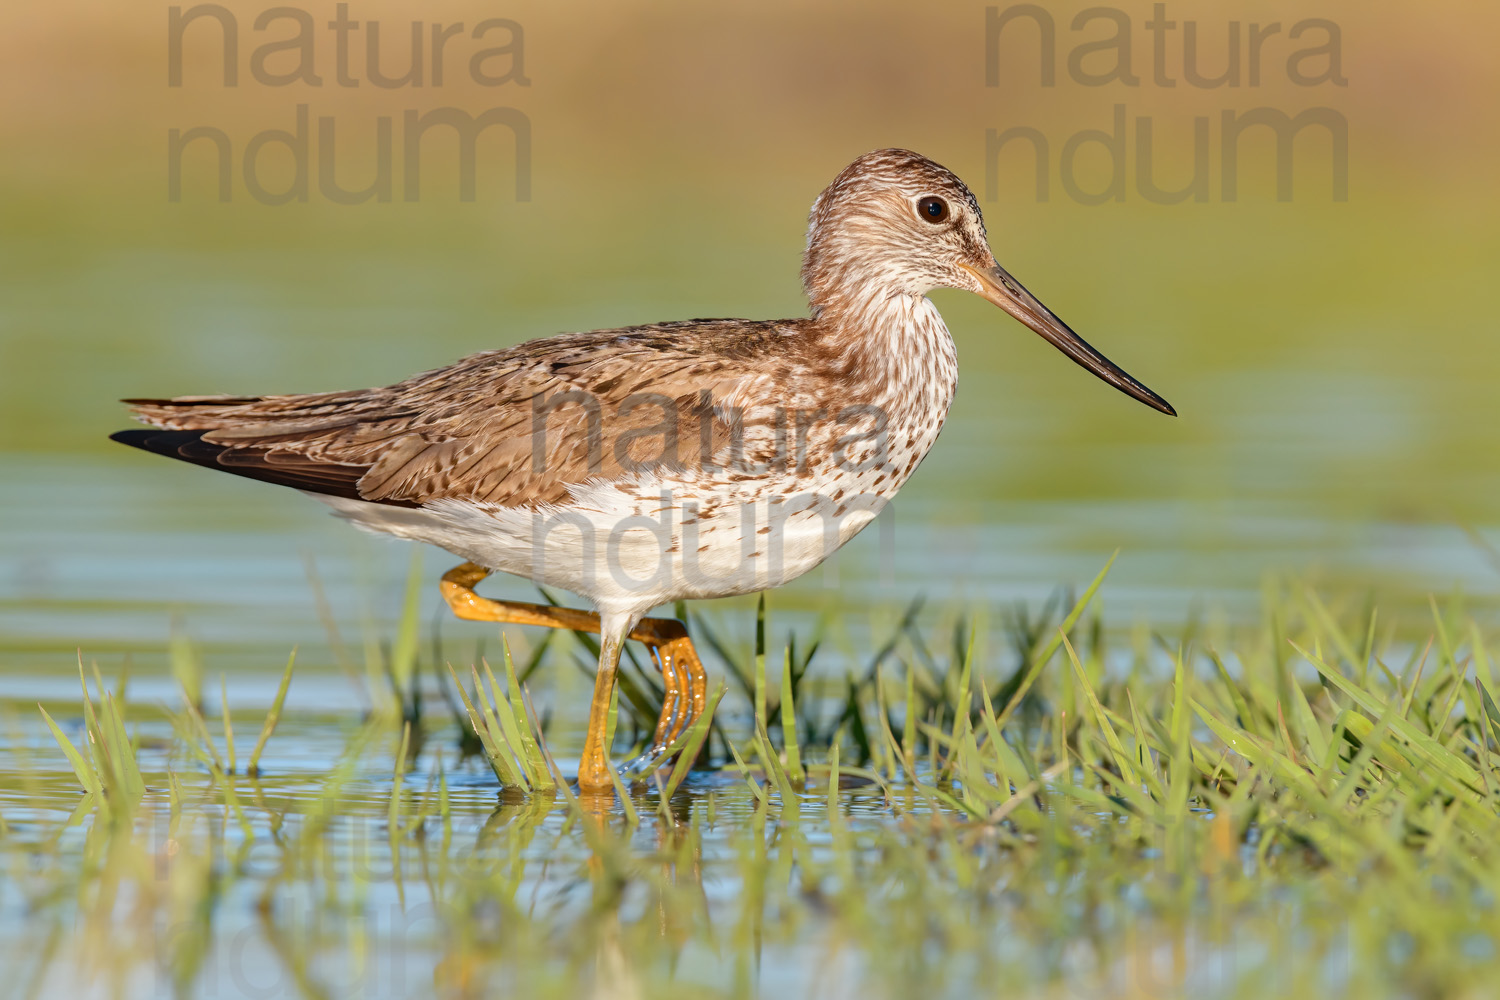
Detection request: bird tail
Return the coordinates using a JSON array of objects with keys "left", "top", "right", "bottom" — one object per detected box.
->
[{"left": 117, "top": 394, "right": 273, "bottom": 430}]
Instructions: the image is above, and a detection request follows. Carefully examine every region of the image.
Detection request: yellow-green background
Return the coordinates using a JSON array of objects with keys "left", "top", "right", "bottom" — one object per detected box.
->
[{"left": 2, "top": 0, "right": 1498, "bottom": 665}]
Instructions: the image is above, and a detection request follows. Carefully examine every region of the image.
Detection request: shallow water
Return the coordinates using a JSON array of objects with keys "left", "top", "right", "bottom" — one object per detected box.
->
[
  {"left": 0, "top": 671, "right": 1452, "bottom": 1000},
  {"left": 0, "top": 701, "right": 920, "bottom": 1000},
  {"left": 3, "top": 444, "right": 1496, "bottom": 996}
]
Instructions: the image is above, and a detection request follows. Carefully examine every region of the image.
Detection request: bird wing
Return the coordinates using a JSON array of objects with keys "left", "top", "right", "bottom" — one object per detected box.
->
[{"left": 114, "top": 321, "right": 791, "bottom": 508}]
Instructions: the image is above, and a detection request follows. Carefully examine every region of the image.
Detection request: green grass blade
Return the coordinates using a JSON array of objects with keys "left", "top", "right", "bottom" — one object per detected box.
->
[
  {"left": 452, "top": 664, "right": 523, "bottom": 788},
  {"left": 1061, "top": 630, "right": 1138, "bottom": 791},
  {"left": 102, "top": 692, "right": 144, "bottom": 804},
  {"left": 219, "top": 675, "right": 236, "bottom": 775},
  {"left": 484, "top": 659, "right": 536, "bottom": 791},
  {"left": 996, "top": 551, "right": 1117, "bottom": 729},
  {"left": 388, "top": 721, "right": 411, "bottom": 833},
  {"left": 169, "top": 629, "right": 202, "bottom": 711},
  {"left": 389, "top": 548, "right": 424, "bottom": 698},
  {"left": 39, "top": 706, "right": 100, "bottom": 796},
  {"left": 1299, "top": 642, "right": 1484, "bottom": 799},
  {"left": 606, "top": 758, "right": 640, "bottom": 826},
  {"left": 1165, "top": 651, "right": 1192, "bottom": 821},
  {"left": 248, "top": 649, "right": 296, "bottom": 777},
  {"left": 779, "top": 647, "right": 804, "bottom": 784},
  {"left": 502, "top": 639, "right": 550, "bottom": 789}
]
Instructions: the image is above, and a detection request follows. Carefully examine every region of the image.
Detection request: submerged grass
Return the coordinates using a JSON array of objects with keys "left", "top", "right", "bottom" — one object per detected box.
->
[{"left": 8, "top": 564, "right": 1500, "bottom": 997}]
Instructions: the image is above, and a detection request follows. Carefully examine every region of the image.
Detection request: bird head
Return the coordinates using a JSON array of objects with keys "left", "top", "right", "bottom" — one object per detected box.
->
[{"left": 803, "top": 148, "right": 1174, "bottom": 416}]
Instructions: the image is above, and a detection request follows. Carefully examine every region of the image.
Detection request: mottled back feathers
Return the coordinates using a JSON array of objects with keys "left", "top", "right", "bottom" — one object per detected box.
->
[{"left": 116, "top": 319, "right": 820, "bottom": 508}]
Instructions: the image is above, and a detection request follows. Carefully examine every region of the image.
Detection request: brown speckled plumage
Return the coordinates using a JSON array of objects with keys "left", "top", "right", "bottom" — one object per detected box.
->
[{"left": 114, "top": 148, "right": 1172, "bottom": 619}]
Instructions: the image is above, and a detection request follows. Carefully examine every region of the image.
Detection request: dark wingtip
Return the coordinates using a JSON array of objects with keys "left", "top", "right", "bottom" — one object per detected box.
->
[
  {"left": 120, "top": 396, "right": 263, "bottom": 407},
  {"left": 110, "top": 428, "right": 154, "bottom": 448},
  {"left": 105, "top": 426, "right": 416, "bottom": 508},
  {"left": 109, "top": 428, "right": 210, "bottom": 458}
]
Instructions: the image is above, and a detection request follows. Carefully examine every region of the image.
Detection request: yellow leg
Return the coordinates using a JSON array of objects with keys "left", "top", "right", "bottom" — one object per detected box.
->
[
  {"left": 650, "top": 642, "right": 683, "bottom": 751},
  {"left": 644, "top": 620, "right": 707, "bottom": 747},
  {"left": 440, "top": 562, "right": 709, "bottom": 791},
  {"left": 579, "top": 622, "right": 627, "bottom": 791}
]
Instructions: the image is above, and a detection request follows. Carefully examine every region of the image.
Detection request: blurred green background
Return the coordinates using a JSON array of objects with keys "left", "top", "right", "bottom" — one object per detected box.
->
[{"left": 2, "top": 0, "right": 1499, "bottom": 671}]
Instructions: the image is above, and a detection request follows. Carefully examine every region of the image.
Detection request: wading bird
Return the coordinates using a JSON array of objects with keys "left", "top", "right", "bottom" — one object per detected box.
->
[{"left": 113, "top": 149, "right": 1174, "bottom": 790}]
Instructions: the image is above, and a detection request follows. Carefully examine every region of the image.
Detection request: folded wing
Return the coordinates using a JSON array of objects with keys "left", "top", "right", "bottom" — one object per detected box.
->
[{"left": 112, "top": 322, "right": 784, "bottom": 508}]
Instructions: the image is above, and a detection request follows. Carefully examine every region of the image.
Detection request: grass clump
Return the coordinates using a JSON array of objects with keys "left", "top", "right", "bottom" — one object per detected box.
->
[
  {"left": 12, "top": 563, "right": 1500, "bottom": 998},
  {"left": 449, "top": 642, "right": 556, "bottom": 794}
]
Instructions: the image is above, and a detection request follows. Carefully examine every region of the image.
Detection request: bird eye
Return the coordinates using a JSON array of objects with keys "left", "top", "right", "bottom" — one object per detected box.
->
[{"left": 916, "top": 196, "right": 950, "bottom": 224}]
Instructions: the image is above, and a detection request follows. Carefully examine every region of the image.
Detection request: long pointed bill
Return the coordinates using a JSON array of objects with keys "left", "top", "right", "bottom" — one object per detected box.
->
[{"left": 960, "top": 261, "right": 1176, "bottom": 416}]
